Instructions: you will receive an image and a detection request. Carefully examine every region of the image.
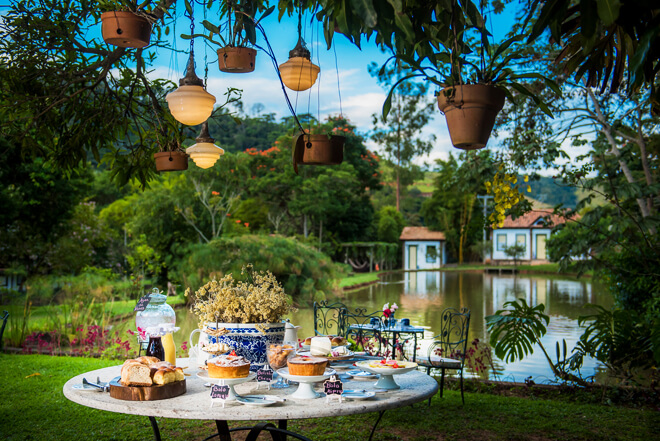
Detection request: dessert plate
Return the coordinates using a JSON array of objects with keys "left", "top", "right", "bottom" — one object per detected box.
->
[
  {"left": 342, "top": 391, "right": 375, "bottom": 400},
  {"left": 297, "top": 350, "right": 354, "bottom": 361},
  {"left": 236, "top": 395, "right": 278, "bottom": 406},
  {"left": 354, "top": 361, "right": 418, "bottom": 390},
  {"left": 346, "top": 370, "right": 378, "bottom": 380}
]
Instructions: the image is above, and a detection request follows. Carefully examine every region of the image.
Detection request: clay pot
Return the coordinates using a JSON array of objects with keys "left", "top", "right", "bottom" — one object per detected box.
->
[
  {"left": 217, "top": 47, "right": 257, "bottom": 73},
  {"left": 292, "top": 134, "right": 345, "bottom": 174},
  {"left": 437, "top": 84, "right": 506, "bottom": 150},
  {"left": 101, "top": 11, "right": 152, "bottom": 48},
  {"left": 154, "top": 151, "right": 188, "bottom": 172}
]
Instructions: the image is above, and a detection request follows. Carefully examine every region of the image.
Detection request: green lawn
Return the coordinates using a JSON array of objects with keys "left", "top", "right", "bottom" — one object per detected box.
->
[
  {"left": 338, "top": 272, "right": 383, "bottom": 289},
  {"left": 1, "top": 353, "right": 657, "bottom": 441}
]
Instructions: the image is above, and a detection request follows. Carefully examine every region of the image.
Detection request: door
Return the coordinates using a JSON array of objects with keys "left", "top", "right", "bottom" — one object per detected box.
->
[
  {"left": 536, "top": 235, "right": 547, "bottom": 260},
  {"left": 408, "top": 245, "right": 417, "bottom": 269}
]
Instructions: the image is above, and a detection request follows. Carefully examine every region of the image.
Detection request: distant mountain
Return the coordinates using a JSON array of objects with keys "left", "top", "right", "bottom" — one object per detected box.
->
[{"left": 527, "top": 176, "right": 578, "bottom": 208}]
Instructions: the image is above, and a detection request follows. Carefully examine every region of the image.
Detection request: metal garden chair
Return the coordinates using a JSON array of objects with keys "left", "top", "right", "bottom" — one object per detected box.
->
[
  {"left": 0, "top": 310, "right": 8, "bottom": 352},
  {"left": 344, "top": 307, "right": 384, "bottom": 356},
  {"left": 416, "top": 307, "right": 471, "bottom": 404},
  {"left": 312, "top": 301, "right": 348, "bottom": 337}
]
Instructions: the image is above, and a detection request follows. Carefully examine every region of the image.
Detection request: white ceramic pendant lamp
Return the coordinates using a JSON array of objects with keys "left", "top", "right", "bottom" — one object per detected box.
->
[
  {"left": 279, "top": 3, "right": 319, "bottom": 91},
  {"left": 186, "top": 121, "right": 224, "bottom": 169},
  {"left": 166, "top": 53, "right": 216, "bottom": 126}
]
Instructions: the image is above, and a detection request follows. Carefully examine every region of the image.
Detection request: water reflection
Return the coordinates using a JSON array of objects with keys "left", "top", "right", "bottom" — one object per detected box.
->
[{"left": 174, "top": 271, "right": 612, "bottom": 382}]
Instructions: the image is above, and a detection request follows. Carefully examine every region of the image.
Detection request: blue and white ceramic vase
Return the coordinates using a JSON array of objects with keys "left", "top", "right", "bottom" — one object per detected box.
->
[{"left": 204, "top": 322, "right": 285, "bottom": 371}]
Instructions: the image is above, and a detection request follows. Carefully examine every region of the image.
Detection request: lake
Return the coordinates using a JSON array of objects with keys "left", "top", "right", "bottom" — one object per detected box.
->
[{"left": 172, "top": 271, "right": 612, "bottom": 382}]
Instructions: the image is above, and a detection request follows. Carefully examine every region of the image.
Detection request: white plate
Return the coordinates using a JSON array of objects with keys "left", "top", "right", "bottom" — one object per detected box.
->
[
  {"left": 354, "top": 361, "right": 418, "bottom": 376},
  {"left": 236, "top": 395, "right": 278, "bottom": 406},
  {"left": 296, "top": 350, "right": 354, "bottom": 361},
  {"left": 342, "top": 391, "right": 375, "bottom": 400},
  {"left": 346, "top": 370, "right": 378, "bottom": 380}
]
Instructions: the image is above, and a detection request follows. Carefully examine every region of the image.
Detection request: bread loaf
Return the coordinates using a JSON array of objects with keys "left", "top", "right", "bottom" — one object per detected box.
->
[
  {"left": 120, "top": 360, "right": 152, "bottom": 386},
  {"left": 134, "top": 356, "right": 160, "bottom": 365}
]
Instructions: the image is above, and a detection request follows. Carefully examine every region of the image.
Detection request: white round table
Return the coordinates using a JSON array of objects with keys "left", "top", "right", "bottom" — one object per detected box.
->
[{"left": 63, "top": 358, "right": 438, "bottom": 441}]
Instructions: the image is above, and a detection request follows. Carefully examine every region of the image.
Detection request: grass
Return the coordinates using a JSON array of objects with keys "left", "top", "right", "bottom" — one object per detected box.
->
[
  {"left": 2, "top": 353, "right": 658, "bottom": 441},
  {"left": 338, "top": 273, "right": 383, "bottom": 289}
]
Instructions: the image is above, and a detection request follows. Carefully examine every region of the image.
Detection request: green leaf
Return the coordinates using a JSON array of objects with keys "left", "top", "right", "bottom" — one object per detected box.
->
[
  {"left": 184, "top": 0, "right": 193, "bottom": 17},
  {"left": 381, "top": 73, "right": 424, "bottom": 119},
  {"left": 596, "top": 0, "right": 621, "bottom": 26},
  {"left": 580, "top": 0, "right": 598, "bottom": 38},
  {"left": 202, "top": 20, "right": 220, "bottom": 35},
  {"left": 351, "top": 0, "right": 378, "bottom": 28}
]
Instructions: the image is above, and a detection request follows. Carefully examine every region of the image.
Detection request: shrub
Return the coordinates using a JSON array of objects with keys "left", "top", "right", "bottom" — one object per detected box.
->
[{"left": 179, "top": 234, "right": 345, "bottom": 300}]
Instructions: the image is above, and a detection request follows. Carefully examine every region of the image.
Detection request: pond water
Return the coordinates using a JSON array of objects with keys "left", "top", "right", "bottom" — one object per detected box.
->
[{"left": 170, "top": 271, "right": 612, "bottom": 383}]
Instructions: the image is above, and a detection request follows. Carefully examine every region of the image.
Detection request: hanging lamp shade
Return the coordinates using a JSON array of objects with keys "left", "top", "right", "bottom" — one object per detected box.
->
[
  {"left": 279, "top": 38, "right": 320, "bottom": 91},
  {"left": 166, "top": 54, "right": 216, "bottom": 126},
  {"left": 186, "top": 121, "right": 224, "bottom": 169}
]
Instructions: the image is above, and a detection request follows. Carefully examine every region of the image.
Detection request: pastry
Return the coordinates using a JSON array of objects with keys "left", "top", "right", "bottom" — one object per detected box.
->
[
  {"left": 267, "top": 344, "right": 295, "bottom": 369},
  {"left": 134, "top": 355, "right": 160, "bottom": 365},
  {"left": 150, "top": 361, "right": 185, "bottom": 382},
  {"left": 368, "top": 359, "right": 410, "bottom": 369},
  {"left": 287, "top": 355, "right": 328, "bottom": 376},
  {"left": 331, "top": 336, "right": 346, "bottom": 346},
  {"left": 120, "top": 360, "right": 152, "bottom": 386},
  {"left": 200, "top": 342, "right": 231, "bottom": 355},
  {"left": 310, "top": 336, "right": 332, "bottom": 356},
  {"left": 304, "top": 337, "right": 313, "bottom": 345},
  {"left": 207, "top": 353, "right": 251, "bottom": 378}
]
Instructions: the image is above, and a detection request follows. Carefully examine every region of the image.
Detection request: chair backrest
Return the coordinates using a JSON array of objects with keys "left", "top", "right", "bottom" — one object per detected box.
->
[
  {"left": 312, "top": 301, "right": 347, "bottom": 336},
  {"left": 344, "top": 307, "right": 384, "bottom": 355},
  {"left": 430, "top": 307, "right": 471, "bottom": 364},
  {"left": 0, "top": 310, "right": 9, "bottom": 352}
]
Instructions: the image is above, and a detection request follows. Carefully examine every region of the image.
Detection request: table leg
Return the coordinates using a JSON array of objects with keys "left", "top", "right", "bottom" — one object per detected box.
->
[
  {"left": 368, "top": 410, "right": 386, "bottom": 441},
  {"left": 216, "top": 420, "right": 231, "bottom": 441},
  {"left": 413, "top": 334, "right": 418, "bottom": 362},
  {"left": 148, "top": 416, "right": 161, "bottom": 441}
]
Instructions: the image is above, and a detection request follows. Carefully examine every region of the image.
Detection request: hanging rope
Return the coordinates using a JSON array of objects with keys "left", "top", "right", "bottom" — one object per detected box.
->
[{"left": 333, "top": 43, "right": 343, "bottom": 117}]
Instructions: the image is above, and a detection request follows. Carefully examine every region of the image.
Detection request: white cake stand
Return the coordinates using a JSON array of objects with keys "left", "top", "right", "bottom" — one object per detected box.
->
[
  {"left": 276, "top": 368, "right": 336, "bottom": 399},
  {"left": 196, "top": 371, "right": 257, "bottom": 401},
  {"left": 354, "top": 361, "right": 418, "bottom": 390}
]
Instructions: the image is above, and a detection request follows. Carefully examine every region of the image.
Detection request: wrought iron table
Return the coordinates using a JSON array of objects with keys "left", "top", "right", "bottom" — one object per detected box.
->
[
  {"left": 347, "top": 322, "right": 426, "bottom": 361},
  {"left": 63, "top": 357, "right": 437, "bottom": 441}
]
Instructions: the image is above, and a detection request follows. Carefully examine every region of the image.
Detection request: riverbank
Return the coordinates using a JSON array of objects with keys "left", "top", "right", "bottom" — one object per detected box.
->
[
  {"left": 1, "top": 353, "right": 657, "bottom": 441},
  {"left": 339, "top": 263, "right": 592, "bottom": 291}
]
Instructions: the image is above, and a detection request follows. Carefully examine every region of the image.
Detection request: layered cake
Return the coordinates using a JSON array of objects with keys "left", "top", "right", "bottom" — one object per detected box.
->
[
  {"left": 310, "top": 336, "right": 332, "bottom": 356},
  {"left": 287, "top": 355, "right": 328, "bottom": 376},
  {"left": 207, "top": 353, "right": 251, "bottom": 378}
]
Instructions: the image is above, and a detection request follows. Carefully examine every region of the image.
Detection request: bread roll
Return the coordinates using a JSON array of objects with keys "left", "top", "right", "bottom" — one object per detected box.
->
[
  {"left": 134, "top": 356, "right": 160, "bottom": 365},
  {"left": 152, "top": 367, "right": 177, "bottom": 385}
]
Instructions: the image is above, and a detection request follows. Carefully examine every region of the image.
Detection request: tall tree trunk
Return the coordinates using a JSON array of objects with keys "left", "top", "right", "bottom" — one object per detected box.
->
[
  {"left": 304, "top": 214, "right": 308, "bottom": 238},
  {"left": 319, "top": 219, "right": 323, "bottom": 251}
]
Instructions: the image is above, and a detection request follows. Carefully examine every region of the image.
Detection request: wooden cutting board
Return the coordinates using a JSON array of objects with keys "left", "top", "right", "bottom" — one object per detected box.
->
[{"left": 109, "top": 377, "right": 186, "bottom": 401}]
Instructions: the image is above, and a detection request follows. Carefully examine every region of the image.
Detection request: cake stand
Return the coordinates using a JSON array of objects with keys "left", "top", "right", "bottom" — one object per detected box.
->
[
  {"left": 354, "top": 361, "right": 418, "bottom": 390},
  {"left": 196, "top": 371, "right": 256, "bottom": 401},
  {"left": 276, "top": 368, "right": 336, "bottom": 399}
]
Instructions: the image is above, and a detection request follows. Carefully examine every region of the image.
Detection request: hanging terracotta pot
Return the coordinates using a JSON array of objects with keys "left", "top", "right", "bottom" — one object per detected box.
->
[
  {"left": 217, "top": 47, "right": 257, "bottom": 73},
  {"left": 154, "top": 151, "right": 188, "bottom": 172},
  {"left": 101, "top": 11, "right": 152, "bottom": 48},
  {"left": 292, "top": 133, "right": 345, "bottom": 174},
  {"left": 437, "top": 84, "right": 506, "bottom": 150}
]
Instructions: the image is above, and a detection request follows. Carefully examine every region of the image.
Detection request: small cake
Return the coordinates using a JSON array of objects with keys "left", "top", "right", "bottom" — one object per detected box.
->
[
  {"left": 207, "top": 353, "right": 251, "bottom": 378},
  {"left": 310, "top": 336, "right": 332, "bottom": 356},
  {"left": 287, "top": 356, "right": 328, "bottom": 376}
]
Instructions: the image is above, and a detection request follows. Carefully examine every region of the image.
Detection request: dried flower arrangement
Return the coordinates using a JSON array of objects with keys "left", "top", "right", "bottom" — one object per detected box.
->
[{"left": 185, "top": 265, "right": 296, "bottom": 327}]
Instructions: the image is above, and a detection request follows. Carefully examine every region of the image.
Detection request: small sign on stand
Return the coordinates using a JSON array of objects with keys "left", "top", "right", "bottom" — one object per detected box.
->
[
  {"left": 133, "top": 295, "right": 151, "bottom": 312},
  {"left": 210, "top": 384, "right": 230, "bottom": 408},
  {"left": 256, "top": 366, "right": 273, "bottom": 390},
  {"left": 324, "top": 375, "right": 343, "bottom": 403}
]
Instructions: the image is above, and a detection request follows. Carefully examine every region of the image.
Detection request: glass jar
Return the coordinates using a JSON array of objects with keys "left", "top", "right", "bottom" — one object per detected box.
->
[{"left": 135, "top": 288, "right": 176, "bottom": 350}]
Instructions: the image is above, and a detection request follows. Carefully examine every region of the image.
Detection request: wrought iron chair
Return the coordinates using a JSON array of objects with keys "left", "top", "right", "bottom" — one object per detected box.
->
[
  {"left": 416, "top": 307, "right": 471, "bottom": 404},
  {"left": 0, "top": 310, "right": 8, "bottom": 352},
  {"left": 312, "top": 301, "right": 348, "bottom": 337},
  {"left": 344, "top": 307, "right": 384, "bottom": 356}
]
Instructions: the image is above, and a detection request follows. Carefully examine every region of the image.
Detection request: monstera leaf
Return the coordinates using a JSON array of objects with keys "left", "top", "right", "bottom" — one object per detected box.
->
[{"left": 486, "top": 298, "right": 549, "bottom": 363}]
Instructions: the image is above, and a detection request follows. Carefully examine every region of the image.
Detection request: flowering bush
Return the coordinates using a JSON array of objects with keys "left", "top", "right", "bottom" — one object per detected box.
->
[
  {"left": 382, "top": 302, "right": 398, "bottom": 318},
  {"left": 22, "top": 326, "right": 137, "bottom": 360}
]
